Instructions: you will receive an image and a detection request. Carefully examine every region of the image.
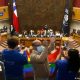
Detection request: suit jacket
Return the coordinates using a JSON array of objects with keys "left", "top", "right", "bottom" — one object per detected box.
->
[{"left": 30, "top": 48, "right": 49, "bottom": 78}]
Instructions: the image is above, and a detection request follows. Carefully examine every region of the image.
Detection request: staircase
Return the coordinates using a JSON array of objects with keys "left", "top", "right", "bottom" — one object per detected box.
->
[
  {"left": 68, "top": 38, "right": 80, "bottom": 49},
  {"left": 71, "top": 40, "right": 80, "bottom": 48},
  {"left": 0, "top": 41, "right": 8, "bottom": 48}
]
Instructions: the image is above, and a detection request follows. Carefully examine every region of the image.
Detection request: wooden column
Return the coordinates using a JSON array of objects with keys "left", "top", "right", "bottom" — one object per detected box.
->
[
  {"left": 8, "top": 0, "right": 73, "bottom": 33},
  {"left": 8, "top": 0, "right": 13, "bottom": 25}
]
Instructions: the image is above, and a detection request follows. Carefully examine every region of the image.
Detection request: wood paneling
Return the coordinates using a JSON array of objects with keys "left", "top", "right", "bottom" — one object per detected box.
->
[
  {"left": 20, "top": 37, "right": 61, "bottom": 47},
  {"left": 17, "top": 0, "right": 66, "bottom": 32},
  {"left": 0, "top": 6, "right": 9, "bottom": 20},
  {"left": 9, "top": 0, "right": 73, "bottom": 33}
]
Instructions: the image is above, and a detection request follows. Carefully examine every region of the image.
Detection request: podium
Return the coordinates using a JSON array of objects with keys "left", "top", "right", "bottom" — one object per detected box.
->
[{"left": 0, "top": 32, "right": 8, "bottom": 41}]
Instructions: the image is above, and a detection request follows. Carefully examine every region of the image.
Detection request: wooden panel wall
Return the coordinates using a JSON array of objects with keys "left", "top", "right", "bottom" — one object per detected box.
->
[
  {"left": 0, "top": 6, "right": 9, "bottom": 20},
  {"left": 9, "top": 0, "right": 73, "bottom": 33}
]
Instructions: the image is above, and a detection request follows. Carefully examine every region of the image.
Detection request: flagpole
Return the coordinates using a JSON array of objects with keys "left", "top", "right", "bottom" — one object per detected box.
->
[
  {"left": 8, "top": 0, "right": 13, "bottom": 36},
  {"left": 12, "top": 0, "right": 19, "bottom": 33}
]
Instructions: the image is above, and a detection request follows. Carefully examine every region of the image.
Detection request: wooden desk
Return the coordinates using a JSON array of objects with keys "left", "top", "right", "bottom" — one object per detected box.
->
[
  {"left": 19, "top": 37, "right": 50, "bottom": 47},
  {"left": 19, "top": 37, "right": 62, "bottom": 47},
  {"left": 0, "top": 32, "right": 8, "bottom": 42}
]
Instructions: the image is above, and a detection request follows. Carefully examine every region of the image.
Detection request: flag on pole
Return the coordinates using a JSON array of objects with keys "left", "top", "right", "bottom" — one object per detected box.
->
[
  {"left": 13, "top": 0, "right": 19, "bottom": 32},
  {"left": 62, "top": 0, "right": 69, "bottom": 36}
]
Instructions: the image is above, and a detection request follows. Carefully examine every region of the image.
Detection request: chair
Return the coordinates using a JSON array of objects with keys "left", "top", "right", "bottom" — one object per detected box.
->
[{"left": 0, "top": 61, "right": 6, "bottom": 80}]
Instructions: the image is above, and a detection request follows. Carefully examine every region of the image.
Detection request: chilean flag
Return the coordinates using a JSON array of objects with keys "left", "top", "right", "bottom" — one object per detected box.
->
[{"left": 13, "top": 0, "right": 19, "bottom": 32}]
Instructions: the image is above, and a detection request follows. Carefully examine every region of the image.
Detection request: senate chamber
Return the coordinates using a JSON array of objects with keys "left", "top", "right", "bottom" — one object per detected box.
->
[{"left": 0, "top": 0, "right": 80, "bottom": 80}]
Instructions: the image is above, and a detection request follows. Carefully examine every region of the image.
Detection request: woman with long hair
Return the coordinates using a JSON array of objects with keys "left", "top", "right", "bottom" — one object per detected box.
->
[{"left": 54, "top": 48, "right": 80, "bottom": 80}]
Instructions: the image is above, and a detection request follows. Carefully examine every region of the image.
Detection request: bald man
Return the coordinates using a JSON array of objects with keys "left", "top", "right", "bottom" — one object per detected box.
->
[{"left": 30, "top": 38, "right": 55, "bottom": 80}]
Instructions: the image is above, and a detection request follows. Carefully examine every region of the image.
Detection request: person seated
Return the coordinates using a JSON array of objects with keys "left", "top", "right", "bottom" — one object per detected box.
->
[
  {"left": 2, "top": 36, "right": 28, "bottom": 80},
  {"left": 30, "top": 29, "right": 35, "bottom": 37},
  {"left": 22, "top": 30, "right": 27, "bottom": 37},
  {"left": 70, "top": 29, "right": 76, "bottom": 36},
  {"left": 77, "top": 30, "right": 80, "bottom": 35},
  {"left": 37, "top": 30, "right": 41, "bottom": 37},
  {"left": 40, "top": 29, "right": 45, "bottom": 37},
  {"left": 53, "top": 48, "right": 80, "bottom": 80}
]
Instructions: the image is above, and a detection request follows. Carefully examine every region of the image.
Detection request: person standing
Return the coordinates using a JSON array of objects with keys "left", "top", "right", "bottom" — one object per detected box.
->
[
  {"left": 53, "top": 48, "right": 80, "bottom": 80},
  {"left": 30, "top": 38, "right": 55, "bottom": 80},
  {"left": 2, "top": 37, "right": 28, "bottom": 80}
]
